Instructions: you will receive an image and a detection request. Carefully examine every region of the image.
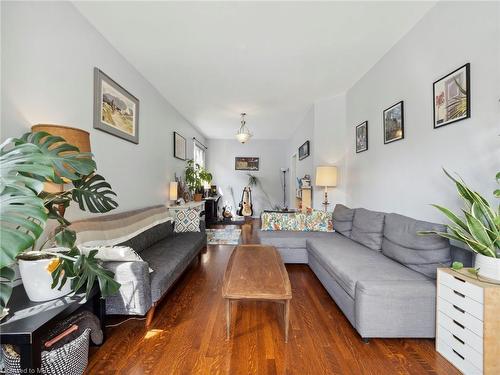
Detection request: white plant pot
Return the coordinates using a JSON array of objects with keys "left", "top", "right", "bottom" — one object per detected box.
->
[
  {"left": 474, "top": 253, "right": 500, "bottom": 282},
  {"left": 18, "top": 254, "right": 71, "bottom": 302}
]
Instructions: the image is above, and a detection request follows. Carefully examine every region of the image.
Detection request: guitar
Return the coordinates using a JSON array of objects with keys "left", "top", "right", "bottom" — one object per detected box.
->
[{"left": 237, "top": 187, "right": 253, "bottom": 217}]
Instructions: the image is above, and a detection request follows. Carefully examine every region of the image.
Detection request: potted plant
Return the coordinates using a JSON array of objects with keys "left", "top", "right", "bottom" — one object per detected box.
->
[
  {"left": 185, "top": 159, "right": 212, "bottom": 201},
  {"left": 0, "top": 131, "right": 120, "bottom": 317},
  {"left": 420, "top": 170, "right": 500, "bottom": 281}
]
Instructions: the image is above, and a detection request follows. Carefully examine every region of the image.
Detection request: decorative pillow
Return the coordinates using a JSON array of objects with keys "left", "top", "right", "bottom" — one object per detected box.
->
[
  {"left": 382, "top": 213, "right": 451, "bottom": 279},
  {"left": 332, "top": 204, "right": 355, "bottom": 237},
  {"left": 174, "top": 209, "right": 201, "bottom": 233},
  {"left": 78, "top": 245, "right": 153, "bottom": 272},
  {"left": 350, "top": 208, "right": 385, "bottom": 251},
  {"left": 305, "top": 210, "right": 334, "bottom": 232}
]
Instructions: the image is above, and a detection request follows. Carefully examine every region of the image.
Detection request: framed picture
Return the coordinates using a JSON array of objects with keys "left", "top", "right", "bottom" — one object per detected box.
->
[
  {"left": 355, "top": 121, "right": 368, "bottom": 153},
  {"left": 433, "top": 63, "right": 470, "bottom": 128},
  {"left": 235, "top": 157, "right": 259, "bottom": 171},
  {"left": 93, "top": 68, "right": 139, "bottom": 144},
  {"left": 173, "top": 132, "right": 187, "bottom": 160},
  {"left": 383, "top": 101, "right": 404, "bottom": 144},
  {"left": 298, "top": 141, "right": 310, "bottom": 160}
]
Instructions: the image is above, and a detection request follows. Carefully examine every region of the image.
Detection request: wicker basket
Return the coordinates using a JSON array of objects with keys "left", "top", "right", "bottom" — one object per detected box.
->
[{"left": 1, "top": 328, "right": 91, "bottom": 375}]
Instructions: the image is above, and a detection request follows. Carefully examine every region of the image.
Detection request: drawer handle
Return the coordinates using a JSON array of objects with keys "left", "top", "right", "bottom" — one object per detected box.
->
[
  {"left": 452, "top": 349, "right": 464, "bottom": 360},
  {"left": 452, "top": 320, "right": 465, "bottom": 329},
  {"left": 453, "top": 304, "right": 465, "bottom": 314},
  {"left": 453, "top": 276, "right": 466, "bottom": 283},
  {"left": 453, "top": 290, "right": 465, "bottom": 298},
  {"left": 452, "top": 334, "right": 465, "bottom": 345}
]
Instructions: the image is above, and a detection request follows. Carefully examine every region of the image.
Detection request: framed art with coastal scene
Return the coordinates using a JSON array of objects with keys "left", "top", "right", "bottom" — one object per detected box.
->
[
  {"left": 174, "top": 132, "right": 187, "bottom": 160},
  {"left": 93, "top": 68, "right": 139, "bottom": 144},
  {"left": 383, "top": 101, "right": 404, "bottom": 144},
  {"left": 235, "top": 157, "right": 259, "bottom": 171},
  {"left": 433, "top": 63, "right": 470, "bottom": 128},
  {"left": 355, "top": 121, "right": 368, "bottom": 153}
]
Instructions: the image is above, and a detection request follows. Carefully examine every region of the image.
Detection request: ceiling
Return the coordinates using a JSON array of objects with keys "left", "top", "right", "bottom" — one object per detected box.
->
[{"left": 74, "top": 1, "right": 436, "bottom": 140}]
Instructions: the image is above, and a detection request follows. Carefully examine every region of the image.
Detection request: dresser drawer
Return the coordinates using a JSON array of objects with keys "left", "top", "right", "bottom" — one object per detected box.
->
[
  {"left": 437, "top": 338, "right": 482, "bottom": 375},
  {"left": 439, "top": 284, "right": 483, "bottom": 321},
  {"left": 439, "top": 270, "right": 483, "bottom": 304},
  {"left": 437, "top": 324, "right": 483, "bottom": 371},
  {"left": 438, "top": 310, "right": 483, "bottom": 354},
  {"left": 437, "top": 298, "right": 483, "bottom": 337}
]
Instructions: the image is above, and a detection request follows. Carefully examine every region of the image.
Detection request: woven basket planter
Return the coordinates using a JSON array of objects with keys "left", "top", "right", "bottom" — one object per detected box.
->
[{"left": 1, "top": 328, "right": 91, "bottom": 375}]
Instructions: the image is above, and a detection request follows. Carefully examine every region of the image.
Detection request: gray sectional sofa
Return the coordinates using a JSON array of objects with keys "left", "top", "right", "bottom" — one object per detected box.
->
[
  {"left": 258, "top": 204, "right": 472, "bottom": 340},
  {"left": 70, "top": 206, "right": 206, "bottom": 326}
]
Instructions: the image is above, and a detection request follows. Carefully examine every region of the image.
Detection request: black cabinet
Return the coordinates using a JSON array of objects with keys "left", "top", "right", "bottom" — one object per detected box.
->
[{"left": 204, "top": 195, "right": 221, "bottom": 224}]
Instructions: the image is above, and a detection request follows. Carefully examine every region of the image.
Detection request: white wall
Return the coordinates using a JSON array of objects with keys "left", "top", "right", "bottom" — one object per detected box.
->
[
  {"left": 206, "top": 139, "right": 287, "bottom": 216},
  {"left": 345, "top": 1, "right": 500, "bottom": 222},
  {"left": 1, "top": 2, "right": 205, "bottom": 220},
  {"left": 313, "top": 94, "right": 347, "bottom": 209}
]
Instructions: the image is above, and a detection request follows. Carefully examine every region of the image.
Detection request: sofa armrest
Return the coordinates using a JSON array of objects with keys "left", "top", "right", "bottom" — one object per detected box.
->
[
  {"left": 199, "top": 218, "right": 206, "bottom": 233},
  {"left": 355, "top": 279, "right": 436, "bottom": 338},
  {"left": 102, "top": 260, "right": 152, "bottom": 316}
]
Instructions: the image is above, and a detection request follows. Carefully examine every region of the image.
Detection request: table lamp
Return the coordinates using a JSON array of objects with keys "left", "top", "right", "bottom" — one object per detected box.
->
[
  {"left": 315, "top": 166, "right": 337, "bottom": 211},
  {"left": 170, "top": 181, "right": 178, "bottom": 204},
  {"left": 31, "top": 124, "right": 91, "bottom": 215}
]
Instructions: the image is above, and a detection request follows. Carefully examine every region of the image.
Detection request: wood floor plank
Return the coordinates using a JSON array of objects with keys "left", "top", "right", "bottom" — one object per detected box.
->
[{"left": 87, "top": 219, "right": 459, "bottom": 375}]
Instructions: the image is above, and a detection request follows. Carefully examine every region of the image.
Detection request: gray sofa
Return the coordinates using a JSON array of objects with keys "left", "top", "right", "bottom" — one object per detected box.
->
[
  {"left": 258, "top": 205, "right": 472, "bottom": 340},
  {"left": 70, "top": 206, "right": 206, "bottom": 325}
]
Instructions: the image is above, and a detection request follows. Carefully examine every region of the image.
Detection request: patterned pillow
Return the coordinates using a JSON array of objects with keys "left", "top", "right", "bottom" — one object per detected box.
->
[{"left": 174, "top": 209, "right": 201, "bottom": 233}]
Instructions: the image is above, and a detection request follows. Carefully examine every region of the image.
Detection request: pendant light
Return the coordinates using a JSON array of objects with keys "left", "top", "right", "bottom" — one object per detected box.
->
[{"left": 235, "top": 113, "right": 252, "bottom": 144}]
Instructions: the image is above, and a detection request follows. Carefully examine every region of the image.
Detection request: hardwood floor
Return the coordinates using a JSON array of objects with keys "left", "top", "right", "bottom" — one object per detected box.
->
[{"left": 87, "top": 220, "right": 458, "bottom": 374}]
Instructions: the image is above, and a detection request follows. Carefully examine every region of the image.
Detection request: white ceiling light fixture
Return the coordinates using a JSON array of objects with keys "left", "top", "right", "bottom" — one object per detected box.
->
[{"left": 235, "top": 113, "right": 252, "bottom": 144}]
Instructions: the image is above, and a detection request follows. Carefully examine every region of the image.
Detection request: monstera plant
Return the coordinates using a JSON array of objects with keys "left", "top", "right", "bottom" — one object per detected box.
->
[{"left": 0, "top": 131, "right": 120, "bottom": 317}]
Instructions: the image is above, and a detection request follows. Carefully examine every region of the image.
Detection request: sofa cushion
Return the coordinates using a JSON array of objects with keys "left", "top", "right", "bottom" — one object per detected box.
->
[
  {"left": 118, "top": 221, "right": 173, "bottom": 253},
  {"left": 382, "top": 213, "right": 451, "bottom": 279},
  {"left": 332, "top": 204, "right": 355, "bottom": 237},
  {"left": 174, "top": 209, "right": 201, "bottom": 233},
  {"left": 258, "top": 230, "right": 335, "bottom": 249},
  {"left": 350, "top": 208, "right": 385, "bottom": 250},
  {"left": 141, "top": 232, "right": 205, "bottom": 302},
  {"left": 307, "top": 234, "right": 428, "bottom": 298}
]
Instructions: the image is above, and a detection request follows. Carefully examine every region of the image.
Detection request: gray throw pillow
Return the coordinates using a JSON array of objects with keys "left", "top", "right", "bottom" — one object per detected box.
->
[
  {"left": 332, "top": 204, "right": 355, "bottom": 237},
  {"left": 382, "top": 213, "right": 451, "bottom": 279},
  {"left": 350, "top": 208, "right": 385, "bottom": 251}
]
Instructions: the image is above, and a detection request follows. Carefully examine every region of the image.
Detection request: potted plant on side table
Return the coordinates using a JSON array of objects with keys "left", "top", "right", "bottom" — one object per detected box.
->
[
  {"left": 185, "top": 159, "right": 212, "bottom": 201},
  {"left": 420, "top": 170, "right": 499, "bottom": 281},
  {"left": 0, "top": 131, "right": 121, "bottom": 318}
]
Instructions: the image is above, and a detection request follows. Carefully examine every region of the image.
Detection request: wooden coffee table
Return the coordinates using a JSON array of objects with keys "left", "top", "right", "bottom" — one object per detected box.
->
[{"left": 222, "top": 245, "right": 292, "bottom": 342}]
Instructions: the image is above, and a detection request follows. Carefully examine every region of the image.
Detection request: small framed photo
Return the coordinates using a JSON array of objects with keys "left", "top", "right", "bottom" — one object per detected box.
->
[
  {"left": 383, "top": 101, "right": 404, "bottom": 144},
  {"left": 94, "top": 68, "right": 139, "bottom": 144},
  {"left": 298, "top": 141, "right": 310, "bottom": 160},
  {"left": 235, "top": 157, "right": 259, "bottom": 171},
  {"left": 174, "top": 132, "right": 187, "bottom": 160},
  {"left": 433, "top": 63, "right": 470, "bottom": 128},
  {"left": 355, "top": 121, "right": 368, "bottom": 153}
]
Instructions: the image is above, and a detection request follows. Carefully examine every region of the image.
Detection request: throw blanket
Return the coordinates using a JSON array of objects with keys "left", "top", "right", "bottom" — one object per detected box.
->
[
  {"left": 70, "top": 205, "right": 172, "bottom": 247},
  {"left": 261, "top": 210, "right": 334, "bottom": 232}
]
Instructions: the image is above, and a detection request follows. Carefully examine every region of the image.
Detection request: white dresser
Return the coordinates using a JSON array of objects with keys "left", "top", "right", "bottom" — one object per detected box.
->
[{"left": 436, "top": 268, "right": 500, "bottom": 375}]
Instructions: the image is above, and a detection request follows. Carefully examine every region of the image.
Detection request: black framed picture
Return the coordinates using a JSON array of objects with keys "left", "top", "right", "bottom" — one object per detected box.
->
[
  {"left": 93, "top": 68, "right": 139, "bottom": 144},
  {"left": 173, "top": 132, "right": 186, "bottom": 160},
  {"left": 235, "top": 157, "right": 259, "bottom": 171},
  {"left": 355, "top": 121, "right": 368, "bottom": 153},
  {"left": 383, "top": 101, "right": 404, "bottom": 144},
  {"left": 298, "top": 141, "right": 310, "bottom": 160},
  {"left": 433, "top": 63, "right": 470, "bottom": 129}
]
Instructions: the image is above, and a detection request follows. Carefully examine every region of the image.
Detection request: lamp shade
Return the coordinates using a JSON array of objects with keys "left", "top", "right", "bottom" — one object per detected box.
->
[
  {"left": 31, "top": 124, "right": 91, "bottom": 153},
  {"left": 315, "top": 166, "right": 337, "bottom": 187},
  {"left": 169, "top": 181, "right": 178, "bottom": 201}
]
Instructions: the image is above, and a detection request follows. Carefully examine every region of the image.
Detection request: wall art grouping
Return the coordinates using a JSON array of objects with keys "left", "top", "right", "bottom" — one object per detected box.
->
[{"left": 354, "top": 63, "right": 471, "bottom": 153}]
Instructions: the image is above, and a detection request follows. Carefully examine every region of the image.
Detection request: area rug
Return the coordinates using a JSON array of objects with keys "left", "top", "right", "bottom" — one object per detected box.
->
[{"left": 206, "top": 229, "right": 242, "bottom": 245}]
